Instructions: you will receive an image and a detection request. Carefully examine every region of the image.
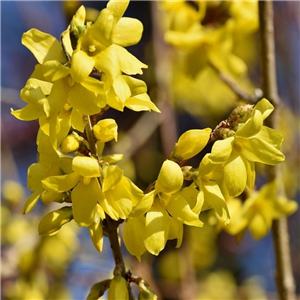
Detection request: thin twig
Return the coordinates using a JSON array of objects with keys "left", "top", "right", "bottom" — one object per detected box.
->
[
  {"left": 258, "top": 2, "right": 296, "bottom": 300},
  {"left": 210, "top": 63, "right": 262, "bottom": 104}
]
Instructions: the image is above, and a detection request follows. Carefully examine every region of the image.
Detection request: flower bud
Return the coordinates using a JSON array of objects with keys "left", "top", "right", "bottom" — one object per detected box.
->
[
  {"left": 38, "top": 206, "right": 73, "bottom": 236},
  {"left": 172, "top": 128, "right": 211, "bottom": 161},
  {"left": 93, "top": 119, "right": 118, "bottom": 142},
  {"left": 70, "top": 6, "right": 86, "bottom": 39},
  {"left": 61, "top": 135, "right": 81, "bottom": 154},
  {"left": 107, "top": 275, "right": 129, "bottom": 300}
]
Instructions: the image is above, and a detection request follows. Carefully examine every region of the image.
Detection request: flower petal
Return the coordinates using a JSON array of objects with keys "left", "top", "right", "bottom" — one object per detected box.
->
[
  {"left": 123, "top": 216, "right": 146, "bottom": 262},
  {"left": 166, "top": 195, "right": 203, "bottom": 227},
  {"left": 107, "top": 0, "right": 129, "bottom": 22},
  {"left": 236, "top": 110, "right": 263, "bottom": 138},
  {"left": 156, "top": 160, "right": 183, "bottom": 195},
  {"left": 240, "top": 136, "right": 285, "bottom": 165},
  {"left": 80, "top": 76, "right": 106, "bottom": 95},
  {"left": 42, "top": 173, "right": 80, "bottom": 192},
  {"left": 71, "top": 50, "right": 95, "bottom": 83},
  {"left": 144, "top": 201, "right": 170, "bottom": 255},
  {"left": 209, "top": 137, "right": 235, "bottom": 164},
  {"left": 201, "top": 181, "right": 230, "bottom": 223},
  {"left": 130, "top": 190, "right": 155, "bottom": 218},
  {"left": 21, "top": 190, "right": 41, "bottom": 215},
  {"left": 102, "top": 165, "right": 123, "bottom": 192},
  {"left": 42, "top": 60, "right": 70, "bottom": 81},
  {"left": 72, "top": 178, "right": 100, "bottom": 226},
  {"left": 254, "top": 98, "right": 274, "bottom": 120},
  {"left": 22, "top": 29, "right": 65, "bottom": 64},
  {"left": 69, "top": 83, "right": 102, "bottom": 115},
  {"left": 125, "top": 93, "right": 160, "bottom": 113},
  {"left": 255, "top": 126, "right": 283, "bottom": 149},
  {"left": 113, "top": 18, "right": 143, "bottom": 47},
  {"left": 72, "top": 156, "right": 100, "bottom": 177},
  {"left": 89, "top": 220, "right": 104, "bottom": 252}
]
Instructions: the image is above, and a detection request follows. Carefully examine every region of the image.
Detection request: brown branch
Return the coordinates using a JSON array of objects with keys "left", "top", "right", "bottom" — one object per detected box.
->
[
  {"left": 210, "top": 63, "right": 262, "bottom": 104},
  {"left": 258, "top": 2, "right": 296, "bottom": 300}
]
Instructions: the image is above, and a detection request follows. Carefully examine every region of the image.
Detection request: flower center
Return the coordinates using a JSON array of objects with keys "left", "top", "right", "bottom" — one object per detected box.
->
[
  {"left": 88, "top": 44, "right": 96, "bottom": 53},
  {"left": 157, "top": 192, "right": 170, "bottom": 207}
]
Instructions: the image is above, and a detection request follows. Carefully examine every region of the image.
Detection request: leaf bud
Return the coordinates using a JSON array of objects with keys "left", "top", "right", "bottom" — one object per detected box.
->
[
  {"left": 93, "top": 119, "right": 118, "bottom": 142},
  {"left": 171, "top": 128, "right": 211, "bottom": 162},
  {"left": 38, "top": 206, "right": 73, "bottom": 236},
  {"left": 61, "top": 134, "right": 82, "bottom": 154}
]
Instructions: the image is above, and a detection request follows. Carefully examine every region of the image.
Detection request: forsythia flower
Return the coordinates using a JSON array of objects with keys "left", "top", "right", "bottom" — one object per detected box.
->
[
  {"left": 225, "top": 181, "right": 298, "bottom": 240},
  {"left": 124, "top": 160, "right": 202, "bottom": 258},
  {"left": 107, "top": 275, "right": 129, "bottom": 300},
  {"left": 209, "top": 99, "right": 285, "bottom": 197}
]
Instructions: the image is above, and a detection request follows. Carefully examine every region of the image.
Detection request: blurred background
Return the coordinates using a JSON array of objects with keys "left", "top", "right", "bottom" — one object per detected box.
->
[{"left": 1, "top": 1, "right": 299, "bottom": 299}]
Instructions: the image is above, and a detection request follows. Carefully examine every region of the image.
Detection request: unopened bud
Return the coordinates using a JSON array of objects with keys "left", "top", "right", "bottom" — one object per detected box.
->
[
  {"left": 171, "top": 128, "right": 211, "bottom": 162},
  {"left": 93, "top": 119, "right": 118, "bottom": 142},
  {"left": 61, "top": 135, "right": 81, "bottom": 154},
  {"left": 228, "top": 104, "right": 254, "bottom": 130},
  {"left": 70, "top": 6, "right": 86, "bottom": 39},
  {"left": 38, "top": 206, "right": 73, "bottom": 236},
  {"left": 107, "top": 275, "right": 129, "bottom": 300}
]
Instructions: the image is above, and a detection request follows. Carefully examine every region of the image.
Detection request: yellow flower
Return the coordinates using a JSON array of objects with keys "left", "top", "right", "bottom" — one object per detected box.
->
[
  {"left": 71, "top": 1, "right": 146, "bottom": 82},
  {"left": 209, "top": 99, "right": 285, "bottom": 196},
  {"left": 93, "top": 119, "right": 118, "bottom": 142},
  {"left": 126, "top": 160, "right": 202, "bottom": 256},
  {"left": 227, "top": 181, "right": 298, "bottom": 240},
  {"left": 42, "top": 156, "right": 101, "bottom": 227}
]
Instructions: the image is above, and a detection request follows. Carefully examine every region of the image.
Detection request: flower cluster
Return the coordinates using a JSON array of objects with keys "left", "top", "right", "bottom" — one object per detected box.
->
[{"left": 12, "top": 1, "right": 296, "bottom": 298}]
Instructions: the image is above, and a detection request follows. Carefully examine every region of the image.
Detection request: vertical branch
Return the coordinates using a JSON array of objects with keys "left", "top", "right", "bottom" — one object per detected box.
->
[
  {"left": 258, "top": 2, "right": 296, "bottom": 300},
  {"left": 85, "top": 116, "right": 135, "bottom": 300}
]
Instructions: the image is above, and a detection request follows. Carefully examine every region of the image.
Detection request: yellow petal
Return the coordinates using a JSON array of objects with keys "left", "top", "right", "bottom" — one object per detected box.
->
[
  {"left": 113, "top": 18, "right": 143, "bottom": 47},
  {"left": 240, "top": 136, "right": 285, "bottom": 165},
  {"left": 223, "top": 151, "right": 247, "bottom": 197},
  {"left": 71, "top": 108, "right": 86, "bottom": 132},
  {"left": 22, "top": 29, "right": 65, "bottom": 64},
  {"left": 93, "top": 118, "right": 118, "bottom": 142},
  {"left": 69, "top": 83, "right": 102, "bottom": 115},
  {"left": 42, "top": 60, "right": 70, "bottom": 81},
  {"left": 123, "top": 216, "right": 146, "bottom": 262},
  {"left": 168, "top": 218, "right": 183, "bottom": 248},
  {"left": 38, "top": 206, "right": 73, "bottom": 236},
  {"left": 254, "top": 98, "right": 274, "bottom": 120},
  {"left": 11, "top": 104, "right": 44, "bottom": 121},
  {"left": 244, "top": 158, "right": 255, "bottom": 190},
  {"left": 144, "top": 201, "right": 170, "bottom": 256},
  {"left": 42, "top": 173, "right": 80, "bottom": 192},
  {"left": 156, "top": 160, "right": 183, "bottom": 194},
  {"left": 125, "top": 93, "right": 160, "bottom": 113},
  {"left": 166, "top": 195, "right": 203, "bottom": 227},
  {"left": 72, "top": 179, "right": 100, "bottom": 226},
  {"left": 80, "top": 76, "right": 106, "bottom": 95},
  {"left": 236, "top": 110, "right": 263, "bottom": 138},
  {"left": 21, "top": 190, "right": 41, "bottom": 215},
  {"left": 71, "top": 50, "right": 95, "bottom": 83},
  {"left": 113, "top": 44, "right": 147, "bottom": 75},
  {"left": 107, "top": 0, "right": 129, "bottom": 22},
  {"left": 89, "top": 220, "right": 104, "bottom": 252},
  {"left": 173, "top": 128, "right": 211, "bottom": 160},
  {"left": 255, "top": 126, "right": 283, "bottom": 149},
  {"left": 122, "top": 75, "right": 147, "bottom": 96},
  {"left": 113, "top": 75, "right": 131, "bottom": 102},
  {"left": 102, "top": 165, "right": 123, "bottom": 192},
  {"left": 249, "top": 213, "right": 271, "bottom": 240},
  {"left": 209, "top": 137, "right": 234, "bottom": 164},
  {"left": 72, "top": 156, "right": 100, "bottom": 177},
  {"left": 201, "top": 181, "right": 230, "bottom": 224},
  {"left": 130, "top": 190, "right": 155, "bottom": 218}
]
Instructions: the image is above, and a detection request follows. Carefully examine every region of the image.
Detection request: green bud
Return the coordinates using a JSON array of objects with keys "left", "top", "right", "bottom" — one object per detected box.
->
[{"left": 38, "top": 206, "right": 73, "bottom": 236}]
